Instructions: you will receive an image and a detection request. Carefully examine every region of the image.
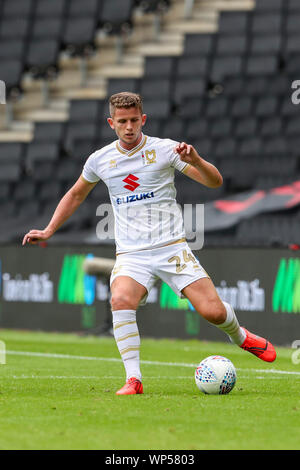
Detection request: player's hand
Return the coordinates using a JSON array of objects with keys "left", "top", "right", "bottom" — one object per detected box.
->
[
  {"left": 22, "top": 229, "right": 52, "bottom": 246},
  {"left": 174, "top": 142, "right": 199, "bottom": 165}
]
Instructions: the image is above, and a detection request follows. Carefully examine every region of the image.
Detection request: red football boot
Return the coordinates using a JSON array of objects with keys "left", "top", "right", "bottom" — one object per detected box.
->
[
  {"left": 116, "top": 377, "right": 143, "bottom": 395},
  {"left": 240, "top": 328, "right": 276, "bottom": 362}
]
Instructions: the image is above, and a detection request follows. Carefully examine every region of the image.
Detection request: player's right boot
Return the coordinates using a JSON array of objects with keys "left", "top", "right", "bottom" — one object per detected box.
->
[
  {"left": 240, "top": 328, "right": 276, "bottom": 362},
  {"left": 116, "top": 377, "right": 143, "bottom": 395}
]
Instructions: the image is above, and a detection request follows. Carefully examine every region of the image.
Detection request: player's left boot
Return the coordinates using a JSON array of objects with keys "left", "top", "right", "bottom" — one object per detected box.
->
[
  {"left": 240, "top": 328, "right": 276, "bottom": 362},
  {"left": 116, "top": 377, "right": 143, "bottom": 395}
]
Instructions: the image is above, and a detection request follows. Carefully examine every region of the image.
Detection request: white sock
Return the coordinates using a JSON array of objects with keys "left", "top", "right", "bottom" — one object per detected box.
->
[
  {"left": 112, "top": 309, "right": 142, "bottom": 381},
  {"left": 216, "top": 302, "right": 246, "bottom": 346}
]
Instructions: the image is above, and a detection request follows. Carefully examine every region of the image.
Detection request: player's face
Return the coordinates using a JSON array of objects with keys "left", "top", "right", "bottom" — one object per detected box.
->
[{"left": 107, "top": 107, "right": 147, "bottom": 150}]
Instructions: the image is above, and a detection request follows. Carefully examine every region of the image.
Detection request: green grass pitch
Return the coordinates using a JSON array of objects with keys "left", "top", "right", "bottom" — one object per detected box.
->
[{"left": 0, "top": 329, "right": 299, "bottom": 450}]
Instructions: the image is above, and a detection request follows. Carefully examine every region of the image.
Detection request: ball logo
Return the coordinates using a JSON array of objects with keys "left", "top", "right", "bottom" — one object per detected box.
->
[{"left": 123, "top": 174, "right": 140, "bottom": 192}]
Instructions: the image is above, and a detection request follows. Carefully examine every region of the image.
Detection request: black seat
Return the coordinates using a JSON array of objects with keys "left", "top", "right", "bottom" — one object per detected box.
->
[
  {"left": 255, "top": 0, "right": 283, "bottom": 10},
  {"left": 34, "top": 0, "right": 68, "bottom": 18},
  {"left": 246, "top": 55, "right": 278, "bottom": 76},
  {"left": 176, "top": 56, "right": 208, "bottom": 79},
  {"left": 0, "top": 143, "right": 24, "bottom": 162},
  {"left": 26, "top": 39, "right": 60, "bottom": 79},
  {"left": 67, "top": 0, "right": 101, "bottom": 17},
  {"left": 140, "top": 78, "right": 171, "bottom": 99},
  {"left": 63, "top": 17, "right": 97, "bottom": 56},
  {"left": 31, "top": 17, "right": 64, "bottom": 39},
  {"left": 0, "top": 17, "right": 31, "bottom": 39},
  {"left": 234, "top": 117, "right": 257, "bottom": 138},
  {"left": 218, "top": 11, "right": 249, "bottom": 34},
  {"left": 216, "top": 34, "right": 247, "bottom": 56},
  {"left": 144, "top": 56, "right": 175, "bottom": 77},
  {"left": 98, "top": 0, "right": 135, "bottom": 34},
  {"left": 0, "top": 164, "right": 21, "bottom": 182},
  {"left": 183, "top": 34, "right": 215, "bottom": 56},
  {"left": 34, "top": 122, "right": 65, "bottom": 143},
  {"left": 107, "top": 78, "right": 139, "bottom": 97},
  {"left": 69, "top": 100, "right": 103, "bottom": 122},
  {"left": 173, "top": 78, "right": 206, "bottom": 104},
  {"left": 211, "top": 56, "right": 243, "bottom": 81},
  {"left": 2, "top": 0, "right": 34, "bottom": 17},
  {"left": 251, "top": 12, "right": 282, "bottom": 34},
  {"left": 0, "top": 39, "right": 26, "bottom": 60}
]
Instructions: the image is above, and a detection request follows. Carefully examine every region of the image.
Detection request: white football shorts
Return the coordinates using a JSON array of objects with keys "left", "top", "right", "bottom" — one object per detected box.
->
[{"left": 110, "top": 240, "right": 209, "bottom": 305}]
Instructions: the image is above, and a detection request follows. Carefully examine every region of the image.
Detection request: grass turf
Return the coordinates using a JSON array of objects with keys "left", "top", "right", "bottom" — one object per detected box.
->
[{"left": 0, "top": 329, "right": 299, "bottom": 450}]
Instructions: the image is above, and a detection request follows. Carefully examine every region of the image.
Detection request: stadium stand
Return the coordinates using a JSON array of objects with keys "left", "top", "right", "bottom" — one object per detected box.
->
[{"left": 0, "top": 0, "right": 299, "bottom": 247}]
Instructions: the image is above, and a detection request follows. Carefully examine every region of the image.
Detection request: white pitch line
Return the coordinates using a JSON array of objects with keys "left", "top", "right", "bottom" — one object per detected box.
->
[{"left": 6, "top": 350, "right": 300, "bottom": 377}]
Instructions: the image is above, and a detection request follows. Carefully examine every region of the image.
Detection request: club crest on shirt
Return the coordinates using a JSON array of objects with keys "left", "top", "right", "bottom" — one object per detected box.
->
[
  {"left": 109, "top": 159, "right": 117, "bottom": 168},
  {"left": 144, "top": 149, "right": 157, "bottom": 164}
]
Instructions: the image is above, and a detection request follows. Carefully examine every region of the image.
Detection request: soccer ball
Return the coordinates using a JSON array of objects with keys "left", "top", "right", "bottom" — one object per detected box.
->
[{"left": 195, "top": 355, "right": 237, "bottom": 395}]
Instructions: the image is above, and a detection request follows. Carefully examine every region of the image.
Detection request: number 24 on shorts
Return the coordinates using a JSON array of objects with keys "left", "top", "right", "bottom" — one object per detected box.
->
[{"left": 168, "top": 249, "right": 199, "bottom": 273}]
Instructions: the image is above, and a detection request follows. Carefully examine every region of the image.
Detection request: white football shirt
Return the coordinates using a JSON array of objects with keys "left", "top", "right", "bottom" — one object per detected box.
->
[{"left": 82, "top": 134, "right": 189, "bottom": 253}]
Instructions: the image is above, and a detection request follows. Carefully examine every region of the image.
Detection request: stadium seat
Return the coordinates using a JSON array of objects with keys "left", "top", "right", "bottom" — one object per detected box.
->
[
  {"left": 141, "top": 98, "right": 170, "bottom": 119},
  {"left": 251, "top": 34, "right": 281, "bottom": 54},
  {"left": 107, "top": 79, "right": 140, "bottom": 97},
  {"left": 210, "top": 56, "right": 243, "bottom": 82},
  {"left": 31, "top": 17, "right": 64, "bottom": 39},
  {"left": 13, "top": 178, "right": 36, "bottom": 202},
  {"left": 140, "top": 78, "right": 172, "bottom": 99},
  {"left": 98, "top": 0, "right": 135, "bottom": 34},
  {"left": 260, "top": 117, "right": 283, "bottom": 136},
  {"left": 173, "top": 78, "right": 206, "bottom": 104},
  {"left": 216, "top": 34, "right": 248, "bottom": 56},
  {"left": 34, "top": 0, "right": 68, "bottom": 18},
  {"left": 69, "top": 100, "right": 104, "bottom": 123},
  {"left": 39, "top": 181, "right": 63, "bottom": 203},
  {"left": 144, "top": 56, "right": 175, "bottom": 77},
  {"left": 251, "top": 12, "right": 282, "bottom": 34},
  {"left": 205, "top": 97, "right": 229, "bottom": 118},
  {"left": 63, "top": 17, "right": 97, "bottom": 57},
  {"left": 0, "top": 39, "right": 26, "bottom": 60},
  {"left": 67, "top": 0, "right": 101, "bottom": 17},
  {"left": 175, "top": 57, "right": 208, "bottom": 77},
  {"left": 246, "top": 55, "right": 278, "bottom": 75},
  {"left": 26, "top": 39, "right": 60, "bottom": 79},
  {"left": 183, "top": 34, "right": 215, "bottom": 56},
  {"left": 255, "top": 0, "right": 284, "bottom": 10},
  {"left": 0, "top": 143, "right": 24, "bottom": 162},
  {"left": 0, "top": 182, "right": 11, "bottom": 202},
  {"left": 160, "top": 118, "right": 184, "bottom": 140},
  {"left": 0, "top": 164, "right": 22, "bottom": 182},
  {"left": 218, "top": 11, "right": 249, "bottom": 34},
  {"left": 34, "top": 122, "right": 65, "bottom": 143},
  {"left": 2, "top": 0, "right": 34, "bottom": 17}
]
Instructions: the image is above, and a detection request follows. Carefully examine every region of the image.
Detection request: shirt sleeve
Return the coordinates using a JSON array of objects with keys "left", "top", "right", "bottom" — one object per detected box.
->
[
  {"left": 167, "top": 139, "right": 189, "bottom": 173},
  {"left": 82, "top": 152, "right": 101, "bottom": 183}
]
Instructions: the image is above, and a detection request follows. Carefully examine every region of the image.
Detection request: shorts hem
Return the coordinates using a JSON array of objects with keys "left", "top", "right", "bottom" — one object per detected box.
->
[{"left": 177, "top": 273, "right": 210, "bottom": 297}]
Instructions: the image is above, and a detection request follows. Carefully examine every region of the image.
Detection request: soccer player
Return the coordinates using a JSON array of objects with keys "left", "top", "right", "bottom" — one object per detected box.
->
[{"left": 23, "top": 92, "right": 276, "bottom": 395}]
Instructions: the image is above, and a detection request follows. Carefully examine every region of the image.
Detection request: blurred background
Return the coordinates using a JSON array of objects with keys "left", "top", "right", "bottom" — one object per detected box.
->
[{"left": 0, "top": 0, "right": 299, "bottom": 344}]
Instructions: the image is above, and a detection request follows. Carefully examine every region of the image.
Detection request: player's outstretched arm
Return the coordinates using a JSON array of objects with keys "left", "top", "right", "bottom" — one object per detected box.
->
[
  {"left": 174, "top": 142, "right": 223, "bottom": 188},
  {"left": 22, "top": 176, "right": 97, "bottom": 246}
]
